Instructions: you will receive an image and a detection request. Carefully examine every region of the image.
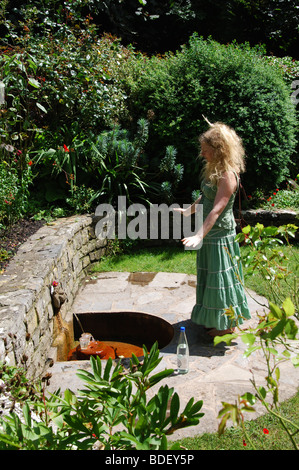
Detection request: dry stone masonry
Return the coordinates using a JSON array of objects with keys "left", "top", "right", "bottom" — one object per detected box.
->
[
  {"left": 0, "top": 215, "right": 107, "bottom": 379},
  {"left": 0, "top": 208, "right": 297, "bottom": 380}
]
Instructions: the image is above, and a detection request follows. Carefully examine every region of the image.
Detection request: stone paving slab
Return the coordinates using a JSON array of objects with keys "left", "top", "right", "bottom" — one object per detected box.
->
[{"left": 48, "top": 271, "right": 299, "bottom": 440}]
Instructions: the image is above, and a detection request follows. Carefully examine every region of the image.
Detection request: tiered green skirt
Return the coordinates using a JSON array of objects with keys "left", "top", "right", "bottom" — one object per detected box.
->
[{"left": 191, "top": 227, "right": 251, "bottom": 330}]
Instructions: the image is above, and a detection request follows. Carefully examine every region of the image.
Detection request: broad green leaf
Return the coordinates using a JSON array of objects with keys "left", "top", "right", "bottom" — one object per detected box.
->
[
  {"left": 90, "top": 355, "right": 102, "bottom": 380},
  {"left": 291, "top": 356, "right": 299, "bottom": 367},
  {"left": 28, "top": 78, "right": 40, "bottom": 88},
  {"left": 183, "top": 397, "right": 195, "bottom": 415},
  {"left": 170, "top": 392, "right": 180, "bottom": 423},
  {"left": 285, "top": 318, "right": 298, "bottom": 339},
  {"left": 262, "top": 226, "right": 278, "bottom": 236},
  {"left": 63, "top": 388, "right": 77, "bottom": 405},
  {"left": 235, "top": 232, "right": 245, "bottom": 243},
  {"left": 241, "top": 333, "right": 256, "bottom": 346},
  {"left": 269, "top": 319, "right": 286, "bottom": 340},
  {"left": 218, "top": 413, "right": 230, "bottom": 435},
  {"left": 149, "top": 368, "right": 174, "bottom": 387},
  {"left": 103, "top": 357, "right": 113, "bottom": 381},
  {"left": 267, "top": 347, "right": 278, "bottom": 355},
  {"left": 258, "top": 386, "right": 267, "bottom": 399},
  {"left": 242, "top": 225, "right": 251, "bottom": 234},
  {"left": 241, "top": 392, "right": 256, "bottom": 405},
  {"left": 275, "top": 367, "right": 280, "bottom": 381},
  {"left": 22, "top": 402, "right": 31, "bottom": 427},
  {"left": 213, "top": 332, "right": 238, "bottom": 346},
  {"left": 269, "top": 301, "right": 283, "bottom": 319},
  {"left": 282, "top": 297, "right": 295, "bottom": 317},
  {"left": 36, "top": 102, "right": 47, "bottom": 113},
  {"left": 190, "top": 400, "right": 204, "bottom": 416},
  {"left": 243, "top": 344, "right": 261, "bottom": 358}
]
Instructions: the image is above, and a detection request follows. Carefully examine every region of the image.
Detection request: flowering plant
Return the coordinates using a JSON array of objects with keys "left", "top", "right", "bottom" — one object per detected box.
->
[
  {"left": 216, "top": 224, "right": 299, "bottom": 449},
  {"left": 216, "top": 297, "right": 299, "bottom": 450}
]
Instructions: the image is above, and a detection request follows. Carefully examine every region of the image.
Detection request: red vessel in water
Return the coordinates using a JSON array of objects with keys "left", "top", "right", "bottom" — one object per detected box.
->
[{"left": 68, "top": 340, "right": 144, "bottom": 361}]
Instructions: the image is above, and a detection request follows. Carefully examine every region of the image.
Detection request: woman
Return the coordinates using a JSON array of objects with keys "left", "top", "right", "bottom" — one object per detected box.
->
[{"left": 176, "top": 120, "right": 251, "bottom": 337}]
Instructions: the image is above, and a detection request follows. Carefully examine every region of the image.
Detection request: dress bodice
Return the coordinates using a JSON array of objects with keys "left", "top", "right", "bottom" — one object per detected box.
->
[{"left": 200, "top": 172, "right": 238, "bottom": 230}]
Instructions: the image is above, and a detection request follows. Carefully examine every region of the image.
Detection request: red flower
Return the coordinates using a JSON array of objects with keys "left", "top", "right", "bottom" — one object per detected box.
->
[
  {"left": 243, "top": 439, "right": 247, "bottom": 446},
  {"left": 52, "top": 281, "right": 58, "bottom": 287},
  {"left": 263, "top": 428, "right": 269, "bottom": 434},
  {"left": 28, "top": 160, "right": 33, "bottom": 166},
  {"left": 63, "top": 144, "right": 70, "bottom": 152},
  {"left": 273, "top": 192, "right": 276, "bottom": 195}
]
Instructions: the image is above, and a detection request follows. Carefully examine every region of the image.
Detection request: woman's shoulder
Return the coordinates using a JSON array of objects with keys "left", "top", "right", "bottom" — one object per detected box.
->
[{"left": 220, "top": 170, "right": 239, "bottom": 192}]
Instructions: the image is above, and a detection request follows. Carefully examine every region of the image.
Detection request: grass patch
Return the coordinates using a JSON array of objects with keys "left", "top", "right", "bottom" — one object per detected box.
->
[
  {"left": 173, "top": 391, "right": 299, "bottom": 450},
  {"left": 91, "top": 242, "right": 298, "bottom": 289},
  {"left": 91, "top": 243, "right": 198, "bottom": 275},
  {"left": 91, "top": 241, "right": 298, "bottom": 306}
]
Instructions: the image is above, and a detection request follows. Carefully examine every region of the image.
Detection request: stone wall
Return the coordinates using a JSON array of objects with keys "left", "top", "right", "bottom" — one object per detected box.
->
[
  {"left": 0, "top": 215, "right": 107, "bottom": 379},
  {"left": 0, "top": 208, "right": 297, "bottom": 379},
  {"left": 240, "top": 209, "right": 298, "bottom": 227},
  {"left": 238, "top": 209, "right": 298, "bottom": 240}
]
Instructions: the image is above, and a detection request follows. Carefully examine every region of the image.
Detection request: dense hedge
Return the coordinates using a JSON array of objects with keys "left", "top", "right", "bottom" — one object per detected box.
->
[
  {"left": 126, "top": 35, "right": 298, "bottom": 197},
  {"left": 0, "top": 13, "right": 298, "bottom": 225},
  {"left": 0, "top": 32, "right": 141, "bottom": 223}
]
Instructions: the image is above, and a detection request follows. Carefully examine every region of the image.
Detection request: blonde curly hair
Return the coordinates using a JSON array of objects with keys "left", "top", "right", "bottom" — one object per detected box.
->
[{"left": 200, "top": 119, "right": 246, "bottom": 186}]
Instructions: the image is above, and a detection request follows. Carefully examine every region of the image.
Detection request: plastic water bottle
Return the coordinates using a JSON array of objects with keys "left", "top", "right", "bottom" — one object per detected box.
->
[{"left": 177, "top": 326, "right": 189, "bottom": 374}]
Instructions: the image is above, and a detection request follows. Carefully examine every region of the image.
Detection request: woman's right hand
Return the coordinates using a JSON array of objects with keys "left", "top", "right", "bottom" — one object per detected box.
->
[{"left": 173, "top": 207, "right": 188, "bottom": 216}]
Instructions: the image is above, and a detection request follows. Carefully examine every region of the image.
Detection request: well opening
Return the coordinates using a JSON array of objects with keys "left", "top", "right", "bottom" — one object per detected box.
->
[{"left": 59, "top": 311, "right": 174, "bottom": 361}]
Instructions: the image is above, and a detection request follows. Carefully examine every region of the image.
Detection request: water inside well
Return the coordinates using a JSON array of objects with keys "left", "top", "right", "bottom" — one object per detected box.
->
[{"left": 64, "top": 310, "right": 174, "bottom": 361}]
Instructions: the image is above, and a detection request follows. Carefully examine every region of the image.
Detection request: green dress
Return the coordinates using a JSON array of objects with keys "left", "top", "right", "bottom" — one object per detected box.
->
[{"left": 191, "top": 173, "right": 251, "bottom": 330}]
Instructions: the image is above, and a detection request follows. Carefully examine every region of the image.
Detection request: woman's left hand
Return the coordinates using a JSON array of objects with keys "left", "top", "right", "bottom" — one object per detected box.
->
[{"left": 181, "top": 234, "right": 202, "bottom": 248}]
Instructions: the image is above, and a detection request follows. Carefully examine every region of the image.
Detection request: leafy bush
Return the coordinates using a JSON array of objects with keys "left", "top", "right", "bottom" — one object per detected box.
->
[
  {"left": 237, "top": 223, "right": 298, "bottom": 317},
  {"left": 259, "top": 188, "right": 299, "bottom": 211},
  {"left": 0, "top": 153, "right": 33, "bottom": 226},
  {"left": 88, "top": 118, "right": 151, "bottom": 205},
  {"left": 217, "top": 224, "right": 299, "bottom": 449},
  {"left": 0, "top": 343, "right": 204, "bottom": 450},
  {"left": 127, "top": 35, "right": 297, "bottom": 197},
  {"left": 0, "top": 35, "right": 132, "bottom": 151},
  {"left": 0, "top": 15, "right": 143, "bottom": 215},
  {"left": 88, "top": 118, "right": 184, "bottom": 205},
  {"left": 1, "top": 3, "right": 297, "bottom": 220},
  {"left": 217, "top": 297, "right": 299, "bottom": 450},
  {"left": 246, "top": 176, "right": 299, "bottom": 211}
]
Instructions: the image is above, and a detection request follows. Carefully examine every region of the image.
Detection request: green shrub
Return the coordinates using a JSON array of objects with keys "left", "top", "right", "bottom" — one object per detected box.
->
[
  {"left": 127, "top": 35, "right": 297, "bottom": 197},
  {"left": 260, "top": 189, "right": 299, "bottom": 211},
  {"left": 0, "top": 35, "right": 132, "bottom": 150},
  {"left": 88, "top": 119, "right": 183, "bottom": 206},
  {"left": 0, "top": 343, "right": 204, "bottom": 450},
  {"left": 0, "top": 156, "right": 33, "bottom": 226},
  {"left": 0, "top": 29, "right": 141, "bottom": 215}
]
